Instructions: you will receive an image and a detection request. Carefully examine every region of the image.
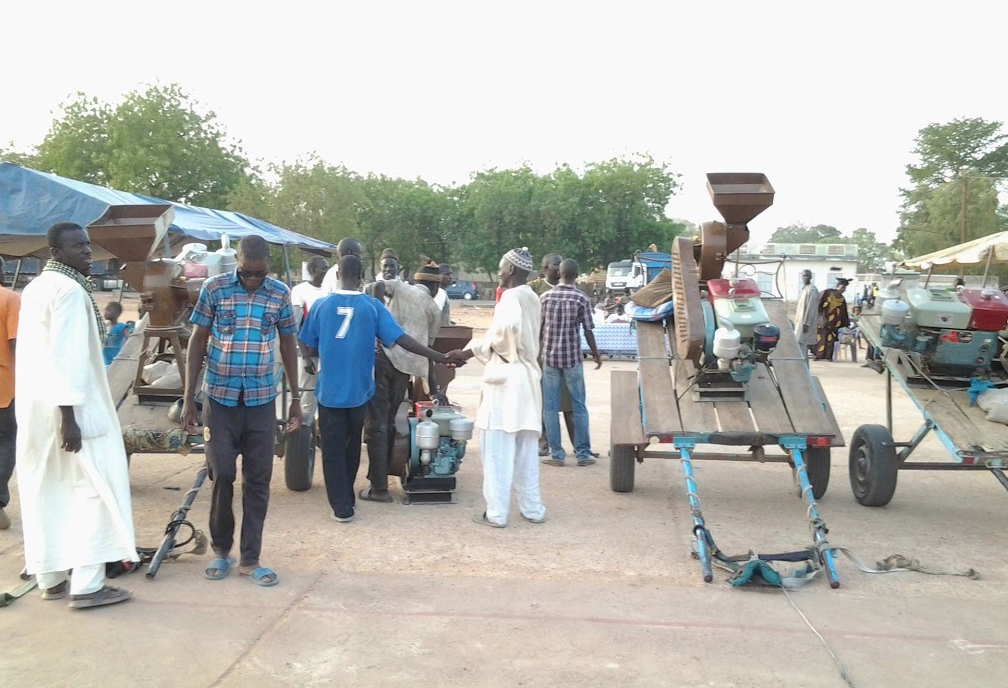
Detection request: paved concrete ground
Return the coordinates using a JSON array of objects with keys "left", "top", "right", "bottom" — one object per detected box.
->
[{"left": 2, "top": 310, "right": 1007, "bottom": 686}]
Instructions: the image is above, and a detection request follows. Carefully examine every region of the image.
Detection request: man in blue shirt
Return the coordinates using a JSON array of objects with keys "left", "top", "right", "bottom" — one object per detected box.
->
[
  {"left": 181, "top": 235, "right": 302, "bottom": 588},
  {"left": 300, "top": 255, "right": 457, "bottom": 522}
]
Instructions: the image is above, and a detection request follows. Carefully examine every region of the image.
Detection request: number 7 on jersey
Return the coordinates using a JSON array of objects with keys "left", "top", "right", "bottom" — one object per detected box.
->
[{"left": 335, "top": 306, "right": 354, "bottom": 339}]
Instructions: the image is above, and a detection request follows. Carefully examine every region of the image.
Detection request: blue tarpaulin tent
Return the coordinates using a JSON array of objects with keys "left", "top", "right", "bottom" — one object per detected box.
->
[{"left": 0, "top": 162, "right": 335, "bottom": 258}]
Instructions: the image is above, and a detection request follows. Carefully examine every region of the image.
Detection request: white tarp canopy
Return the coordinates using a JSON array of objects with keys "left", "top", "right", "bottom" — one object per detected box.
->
[{"left": 901, "top": 231, "right": 1008, "bottom": 270}]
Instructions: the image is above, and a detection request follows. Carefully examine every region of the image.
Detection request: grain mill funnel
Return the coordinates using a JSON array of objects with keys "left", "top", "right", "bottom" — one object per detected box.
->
[
  {"left": 693, "top": 173, "right": 775, "bottom": 280},
  {"left": 706, "top": 173, "right": 775, "bottom": 226},
  {"left": 87, "top": 204, "right": 175, "bottom": 262}
]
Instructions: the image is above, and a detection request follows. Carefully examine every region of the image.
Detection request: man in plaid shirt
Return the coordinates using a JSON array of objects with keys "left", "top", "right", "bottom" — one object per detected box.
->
[
  {"left": 539, "top": 259, "right": 602, "bottom": 467},
  {"left": 181, "top": 235, "right": 302, "bottom": 588}
]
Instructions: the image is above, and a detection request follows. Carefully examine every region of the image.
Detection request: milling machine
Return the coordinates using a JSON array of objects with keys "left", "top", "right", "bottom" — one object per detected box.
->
[
  {"left": 877, "top": 282, "right": 1008, "bottom": 380},
  {"left": 386, "top": 327, "right": 476, "bottom": 504},
  {"left": 88, "top": 204, "right": 242, "bottom": 403},
  {"left": 671, "top": 173, "right": 780, "bottom": 400}
]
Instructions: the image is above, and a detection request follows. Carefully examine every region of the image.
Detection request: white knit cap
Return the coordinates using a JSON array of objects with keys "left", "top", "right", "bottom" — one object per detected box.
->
[{"left": 503, "top": 246, "right": 533, "bottom": 272}]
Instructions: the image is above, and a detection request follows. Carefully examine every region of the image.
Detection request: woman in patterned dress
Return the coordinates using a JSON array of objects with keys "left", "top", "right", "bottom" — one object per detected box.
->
[{"left": 813, "top": 278, "right": 851, "bottom": 360}]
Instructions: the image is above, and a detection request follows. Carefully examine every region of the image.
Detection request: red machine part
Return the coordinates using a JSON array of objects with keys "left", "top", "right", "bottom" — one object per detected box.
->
[
  {"left": 707, "top": 278, "right": 760, "bottom": 302},
  {"left": 958, "top": 288, "right": 1008, "bottom": 331},
  {"left": 414, "top": 401, "right": 461, "bottom": 419}
]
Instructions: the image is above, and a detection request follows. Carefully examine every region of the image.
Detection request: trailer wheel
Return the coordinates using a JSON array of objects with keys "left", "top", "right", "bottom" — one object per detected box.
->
[
  {"left": 284, "top": 426, "right": 316, "bottom": 491},
  {"left": 848, "top": 424, "right": 898, "bottom": 507},
  {"left": 804, "top": 446, "right": 830, "bottom": 499},
  {"left": 610, "top": 444, "right": 636, "bottom": 493}
]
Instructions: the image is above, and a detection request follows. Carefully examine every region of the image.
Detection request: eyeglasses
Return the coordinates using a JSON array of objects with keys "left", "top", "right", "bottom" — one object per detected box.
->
[{"left": 237, "top": 269, "right": 268, "bottom": 280}]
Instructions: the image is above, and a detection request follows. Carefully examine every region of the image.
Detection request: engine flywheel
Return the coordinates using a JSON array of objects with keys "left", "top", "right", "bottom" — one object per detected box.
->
[{"left": 671, "top": 235, "right": 705, "bottom": 363}]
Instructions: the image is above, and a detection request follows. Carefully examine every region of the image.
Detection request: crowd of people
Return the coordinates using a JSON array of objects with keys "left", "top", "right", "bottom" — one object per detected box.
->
[{"left": 1, "top": 225, "right": 605, "bottom": 608}]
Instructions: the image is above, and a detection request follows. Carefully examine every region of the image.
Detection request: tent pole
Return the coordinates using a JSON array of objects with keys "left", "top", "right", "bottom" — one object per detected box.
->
[
  {"left": 924, "top": 265, "right": 934, "bottom": 288},
  {"left": 982, "top": 247, "right": 994, "bottom": 286},
  {"left": 12, "top": 259, "right": 22, "bottom": 290},
  {"left": 280, "top": 243, "right": 294, "bottom": 415},
  {"left": 282, "top": 244, "right": 292, "bottom": 287}
]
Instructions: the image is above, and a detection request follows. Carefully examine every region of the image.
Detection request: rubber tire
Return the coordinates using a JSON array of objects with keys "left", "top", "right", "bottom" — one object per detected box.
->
[
  {"left": 463, "top": 292, "right": 473, "bottom": 300},
  {"left": 284, "top": 426, "right": 316, "bottom": 492},
  {"left": 848, "top": 424, "right": 898, "bottom": 507},
  {"left": 804, "top": 446, "right": 831, "bottom": 499},
  {"left": 610, "top": 444, "right": 636, "bottom": 493}
]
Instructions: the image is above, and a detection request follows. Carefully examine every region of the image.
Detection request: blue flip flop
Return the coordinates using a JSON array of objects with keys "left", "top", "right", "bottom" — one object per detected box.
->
[
  {"left": 240, "top": 566, "right": 278, "bottom": 587},
  {"left": 205, "top": 556, "right": 236, "bottom": 581}
]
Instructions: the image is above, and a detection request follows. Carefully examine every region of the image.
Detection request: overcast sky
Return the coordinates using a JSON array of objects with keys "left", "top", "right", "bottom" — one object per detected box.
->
[{"left": 4, "top": 1, "right": 1006, "bottom": 245}]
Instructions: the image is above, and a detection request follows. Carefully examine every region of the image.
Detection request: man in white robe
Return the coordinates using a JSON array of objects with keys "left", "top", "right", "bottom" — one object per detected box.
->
[
  {"left": 16, "top": 222, "right": 137, "bottom": 609},
  {"left": 450, "top": 247, "right": 546, "bottom": 527},
  {"left": 795, "top": 269, "right": 820, "bottom": 359}
]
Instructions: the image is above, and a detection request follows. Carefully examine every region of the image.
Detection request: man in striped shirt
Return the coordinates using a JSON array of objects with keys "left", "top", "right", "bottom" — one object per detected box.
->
[
  {"left": 539, "top": 259, "right": 602, "bottom": 467},
  {"left": 182, "top": 235, "right": 302, "bottom": 588}
]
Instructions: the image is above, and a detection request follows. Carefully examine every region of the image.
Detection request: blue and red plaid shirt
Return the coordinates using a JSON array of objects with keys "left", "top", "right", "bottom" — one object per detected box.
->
[
  {"left": 190, "top": 271, "right": 297, "bottom": 407},
  {"left": 540, "top": 283, "right": 594, "bottom": 369}
]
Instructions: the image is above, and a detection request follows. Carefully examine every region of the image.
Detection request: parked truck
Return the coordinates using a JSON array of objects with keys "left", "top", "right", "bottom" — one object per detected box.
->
[{"left": 605, "top": 250, "right": 672, "bottom": 292}]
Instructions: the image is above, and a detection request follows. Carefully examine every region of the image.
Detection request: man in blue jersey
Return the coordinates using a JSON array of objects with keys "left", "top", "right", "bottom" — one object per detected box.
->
[{"left": 299, "top": 255, "right": 458, "bottom": 522}]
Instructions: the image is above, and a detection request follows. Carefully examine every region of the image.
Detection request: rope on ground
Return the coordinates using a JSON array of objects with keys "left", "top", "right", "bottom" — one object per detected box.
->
[
  {"left": 783, "top": 588, "right": 857, "bottom": 688},
  {"left": 833, "top": 547, "right": 979, "bottom": 579}
]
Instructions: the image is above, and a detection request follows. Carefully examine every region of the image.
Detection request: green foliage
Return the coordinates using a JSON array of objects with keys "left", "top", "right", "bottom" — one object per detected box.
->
[
  {"left": 0, "top": 143, "right": 39, "bottom": 168},
  {"left": 32, "top": 84, "right": 250, "bottom": 208},
  {"left": 235, "top": 154, "right": 684, "bottom": 282},
  {"left": 897, "top": 118, "right": 1008, "bottom": 260},
  {"left": 770, "top": 223, "right": 842, "bottom": 243},
  {"left": 818, "top": 228, "right": 894, "bottom": 273},
  {"left": 10, "top": 84, "right": 684, "bottom": 281}
]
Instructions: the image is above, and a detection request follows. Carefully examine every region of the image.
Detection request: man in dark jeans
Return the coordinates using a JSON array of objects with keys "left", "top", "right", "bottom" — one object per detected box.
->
[
  {"left": 300, "top": 255, "right": 456, "bottom": 521},
  {"left": 181, "top": 236, "right": 303, "bottom": 587},
  {"left": 0, "top": 258, "right": 18, "bottom": 530},
  {"left": 362, "top": 262, "right": 444, "bottom": 503}
]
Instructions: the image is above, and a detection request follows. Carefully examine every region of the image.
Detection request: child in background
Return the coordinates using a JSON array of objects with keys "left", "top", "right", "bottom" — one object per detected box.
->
[{"left": 102, "top": 301, "right": 133, "bottom": 366}]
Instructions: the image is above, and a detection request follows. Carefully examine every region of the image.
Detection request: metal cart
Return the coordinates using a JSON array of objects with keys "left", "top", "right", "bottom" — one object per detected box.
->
[
  {"left": 609, "top": 300, "right": 847, "bottom": 587},
  {"left": 851, "top": 314, "right": 1008, "bottom": 506}
]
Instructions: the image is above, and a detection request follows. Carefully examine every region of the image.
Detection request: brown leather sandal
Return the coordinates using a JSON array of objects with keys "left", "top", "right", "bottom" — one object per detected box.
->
[{"left": 41, "top": 580, "right": 68, "bottom": 600}]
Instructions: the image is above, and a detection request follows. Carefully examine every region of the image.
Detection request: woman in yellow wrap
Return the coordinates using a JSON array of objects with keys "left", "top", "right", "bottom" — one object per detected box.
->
[{"left": 813, "top": 278, "right": 851, "bottom": 360}]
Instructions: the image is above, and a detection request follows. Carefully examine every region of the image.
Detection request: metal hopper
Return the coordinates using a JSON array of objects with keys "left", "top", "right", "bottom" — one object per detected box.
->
[
  {"left": 86, "top": 204, "right": 175, "bottom": 262},
  {"left": 706, "top": 173, "right": 775, "bottom": 225},
  {"left": 695, "top": 173, "right": 776, "bottom": 280}
]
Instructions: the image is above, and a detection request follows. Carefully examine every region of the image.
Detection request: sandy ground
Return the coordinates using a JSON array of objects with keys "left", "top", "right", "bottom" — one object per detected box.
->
[{"left": 2, "top": 296, "right": 1007, "bottom": 687}]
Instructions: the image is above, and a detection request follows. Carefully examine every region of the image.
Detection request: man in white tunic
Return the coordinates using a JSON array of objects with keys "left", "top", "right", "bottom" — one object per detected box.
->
[
  {"left": 795, "top": 269, "right": 820, "bottom": 359},
  {"left": 450, "top": 247, "right": 546, "bottom": 527},
  {"left": 16, "top": 222, "right": 137, "bottom": 609},
  {"left": 291, "top": 255, "right": 330, "bottom": 424}
]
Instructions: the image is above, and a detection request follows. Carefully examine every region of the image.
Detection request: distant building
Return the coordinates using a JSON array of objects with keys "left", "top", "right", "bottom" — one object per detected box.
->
[{"left": 726, "top": 243, "right": 860, "bottom": 302}]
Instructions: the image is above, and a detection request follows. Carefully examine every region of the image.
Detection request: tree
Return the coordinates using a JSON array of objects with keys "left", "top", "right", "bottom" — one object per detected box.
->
[
  {"left": 897, "top": 118, "right": 1008, "bottom": 260},
  {"left": 32, "top": 84, "right": 250, "bottom": 208},
  {"left": 770, "top": 223, "right": 842, "bottom": 244},
  {"left": 0, "top": 143, "right": 39, "bottom": 168},
  {"left": 578, "top": 156, "right": 684, "bottom": 271}
]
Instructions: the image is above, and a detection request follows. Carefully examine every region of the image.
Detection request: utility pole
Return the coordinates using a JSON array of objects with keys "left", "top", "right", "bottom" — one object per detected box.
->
[{"left": 959, "top": 172, "right": 968, "bottom": 278}]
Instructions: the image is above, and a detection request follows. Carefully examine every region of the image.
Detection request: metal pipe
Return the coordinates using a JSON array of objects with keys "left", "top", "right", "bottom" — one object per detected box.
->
[
  {"left": 895, "top": 421, "right": 932, "bottom": 464},
  {"left": 643, "top": 450, "right": 793, "bottom": 463},
  {"left": 677, "top": 446, "right": 713, "bottom": 583},
  {"left": 886, "top": 365, "right": 893, "bottom": 434},
  {"left": 282, "top": 244, "right": 293, "bottom": 287},
  {"left": 991, "top": 468, "right": 1008, "bottom": 493},
  {"left": 146, "top": 464, "right": 208, "bottom": 579},
  {"left": 982, "top": 245, "right": 995, "bottom": 286},
  {"left": 901, "top": 462, "right": 1008, "bottom": 471},
  {"left": 789, "top": 445, "right": 840, "bottom": 588}
]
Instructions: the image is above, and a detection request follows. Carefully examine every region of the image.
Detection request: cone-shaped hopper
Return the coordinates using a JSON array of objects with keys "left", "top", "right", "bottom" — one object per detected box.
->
[
  {"left": 87, "top": 204, "right": 175, "bottom": 262},
  {"left": 706, "top": 173, "right": 774, "bottom": 225}
]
